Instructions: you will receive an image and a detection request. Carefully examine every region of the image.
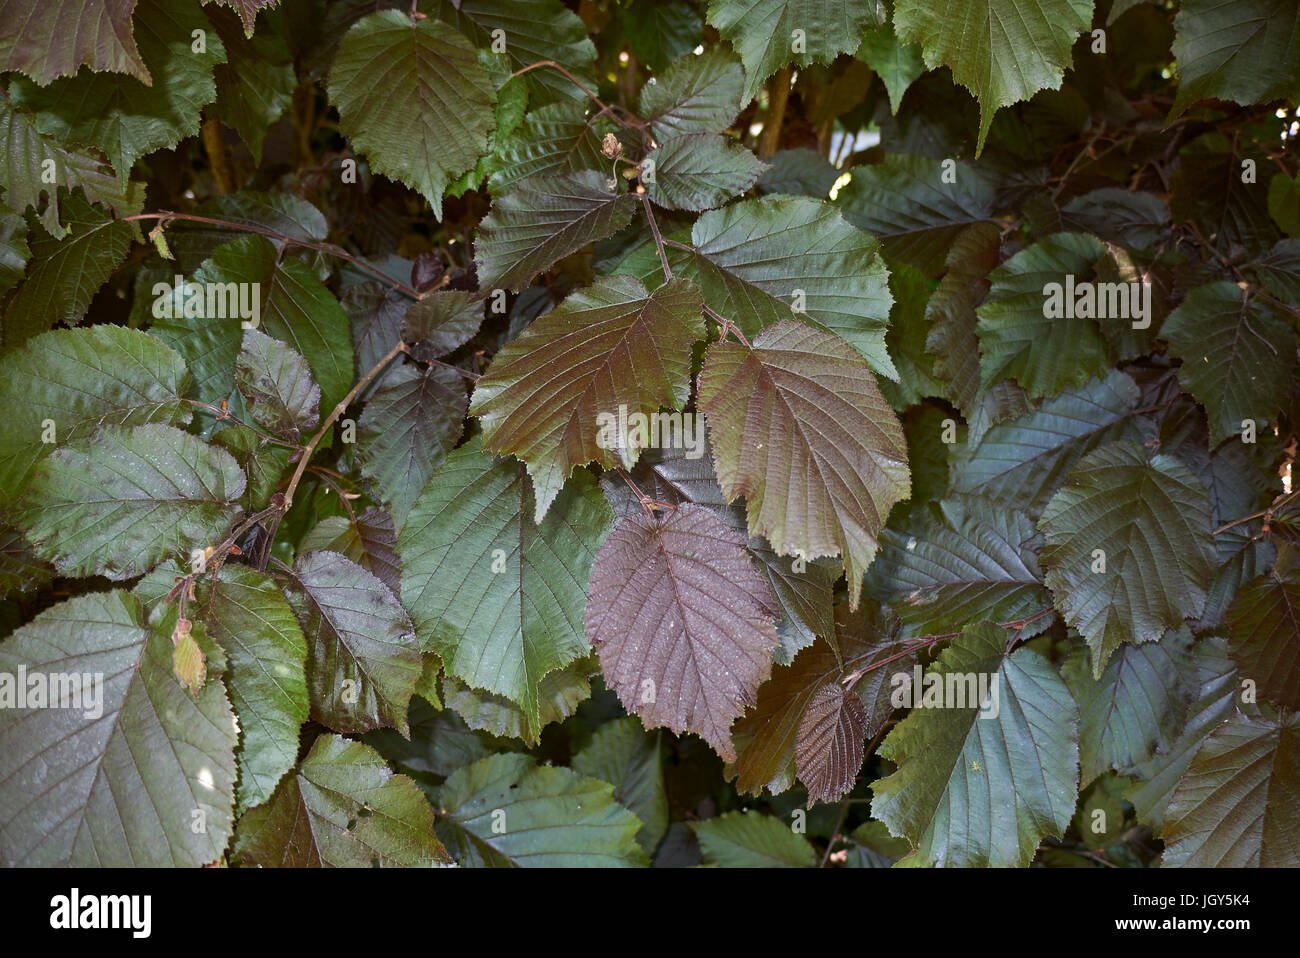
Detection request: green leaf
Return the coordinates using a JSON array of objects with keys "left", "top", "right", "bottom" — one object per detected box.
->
[
  {"left": 1268, "top": 173, "right": 1300, "bottom": 237},
  {"left": 0, "top": 590, "right": 237, "bottom": 865},
  {"left": 199, "top": 563, "right": 308, "bottom": 814},
  {"left": 644, "top": 134, "right": 766, "bottom": 212},
  {"left": 925, "top": 221, "right": 1001, "bottom": 411},
  {"left": 488, "top": 101, "right": 613, "bottom": 195},
  {"left": 585, "top": 503, "right": 779, "bottom": 762},
  {"left": 0, "top": 524, "right": 53, "bottom": 596},
  {"left": 856, "top": 20, "right": 926, "bottom": 115},
  {"left": 874, "top": 498, "right": 1053, "bottom": 640},
  {"left": 879, "top": 262, "right": 945, "bottom": 408},
  {"left": 976, "top": 232, "right": 1111, "bottom": 399},
  {"left": 950, "top": 371, "right": 1144, "bottom": 516},
  {"left": 297, "top": 507, "right": 401, "bottom": 595},
  {"left": 398, "top": 437, "right": 613, "bottom": 739},
  {"left": 1063, "top": 635, "right": 1195, "bottom": 786},
  {"left": 234, "top": 733, "right": 452, "bottom": 867},
  {"left": 165, "top": 190, "right": 327, "bottom": 273},
  {"left": 209, "top": 4, "right": 295, "bottom": 162},
  {"left": 1162, "top": 282, "right": 1297, "bottom": 445},
  {"left": 638, "top": 47, "right": 747, "bottom": 141},
  {"left": 0, "top": 0, "right": 149, "bottom": 85},
  {"left": 1227, "top": 569, "right": 1300, "bottom": 709},
  {"left": 357, "top": 363, "right": 466, "bottom": 528},
  {"left": 1162, "top": 706, "right": 1300, "bottom": 867},
  {"left": 328, "top": 10, "right": 496, "bottom": 219},
  {"left": 441, "top": 660, "right": 593, "bottom": 746},
  {"left": 235, "top": 327, "right": 321, "bottom": 441},
  {"left": 0, "top": 102, "right": 144, "bottom": 238},
  {"left": 279, "top": 549, "right": 422, "bottom": 736},
  {"left": 2, "top": 193, "right": 132, "bottom": 351},
  {"left": 571, "top": 716, "right": 669, "bottom": 854},
  {"left": 755, "top": 148, "right": 839, "bottom": 199},
  {"left": 676, "top": 196, "right": 897, "bottom": 377},
  {"left": 475, "top": 171, "right": 639, "bottom": 292},
  {"left": 436, "top": 752, "right": 648, "bottom": 866},
  {"left": 0, "top": 324, "right": 192, "bottom": 503},
  {"left": 691, "top": 810, "right": 817, "bottom": 867},
  {"left": 471, "top": 275, "right": 703, "bottom": 521},
  {"left": 1038, "top": 441, "right": 1216, "bottom": 675},
  {"left": 435, "top": 0, "right": 598, "bottom": 107},
  {"left": 1125, "top": 636, "right": 1238, "bottom": 834},
  {"left": 182, "top": 234, "right": 352, "bottom": 415},
  {"left": 9, "top": 0, "right": 226, "bottom": 184},
  {"left": 705, "top": 0, "right": 886, "bottom": 102},
  {"left": 893, "top": 0, "right": 1094, "bottom": 153},
  {"left": 617, "top": 0, "right": 704, "bottom": 72},
  {"left": 400, "top": 289, "right": 483, "bottom": 362},
  {"left": 1169, "top": 0, "right": 1300, "bottom": 120},
  {"left": 871, "top": 621, "right": 1080, "bottom": 867},
  {"left": 698, "top": 319, "right": 910, "bottom": 609},
  {"left": 835, "top": 154, "right": 997, "bottom": 278},
  {"left": 18, "top": 423, "right": 244, "bottom": 580}
]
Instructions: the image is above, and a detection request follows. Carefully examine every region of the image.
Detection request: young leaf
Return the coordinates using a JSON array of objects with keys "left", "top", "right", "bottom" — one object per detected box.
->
[
  {"left": 298, "top": 508, "right": 402, "bottom": 596},
  {"left": 1038, "top": 441, "right": 1216, "bottom": 676},
  {"left": 234, "top": 733, "right": 452, "bottom": 867},
  {"left": 470, "top": 275, "right": 703, "bottom": 521},
  {"left": 279, "top": 549, "right": 422, "bottom": 736},
  {"left": 697, "top": 319, "right": 910, "bottom": 609},
  {"left": 0, "top": 590, "right": 237, "bottom": 866},
  {"left": 729, "top": 600, "right": 914, "bottom": 797},
  {"left": 398, "top": 438, "right": 613, "bottom": 739},
  {"left": 795, "top": 682, "right": 868, "bottom": 807},
  {"left": 328, "top": 10, "right": 496, "bottom": 219},
  {"left": 871, "top": 622, "right": 1080, "bottom": 867},
  {"left": 436, "top": 752, "right": 648, "bottom": 867},
  {"left": 400, "top": 289, "right": 483, "bottom": 362},
  {"left": 18, "top": 423, "right": 245, "bottom": 580}
]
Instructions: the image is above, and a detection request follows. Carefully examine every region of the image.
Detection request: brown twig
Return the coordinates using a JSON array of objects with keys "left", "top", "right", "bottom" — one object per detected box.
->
[
  {"left": 282, "top": 341, "right": 407, "bottom": 509},
  {"left": 121, "top": 211, "right": 421, "bottom": 298}
]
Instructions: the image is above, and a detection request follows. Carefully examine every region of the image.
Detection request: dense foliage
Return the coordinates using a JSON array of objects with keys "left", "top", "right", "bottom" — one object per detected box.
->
[{"left": 0, "top": 0, "right": 1297, "bottom": 868}]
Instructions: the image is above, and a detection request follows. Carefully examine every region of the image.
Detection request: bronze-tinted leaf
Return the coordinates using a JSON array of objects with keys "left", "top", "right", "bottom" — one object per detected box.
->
[
  {"left": 584, "top": 502, "right": 779, "bottom": 762},
  {"left": 795, "top": 681, "right": 868, "bottom": 806}
]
